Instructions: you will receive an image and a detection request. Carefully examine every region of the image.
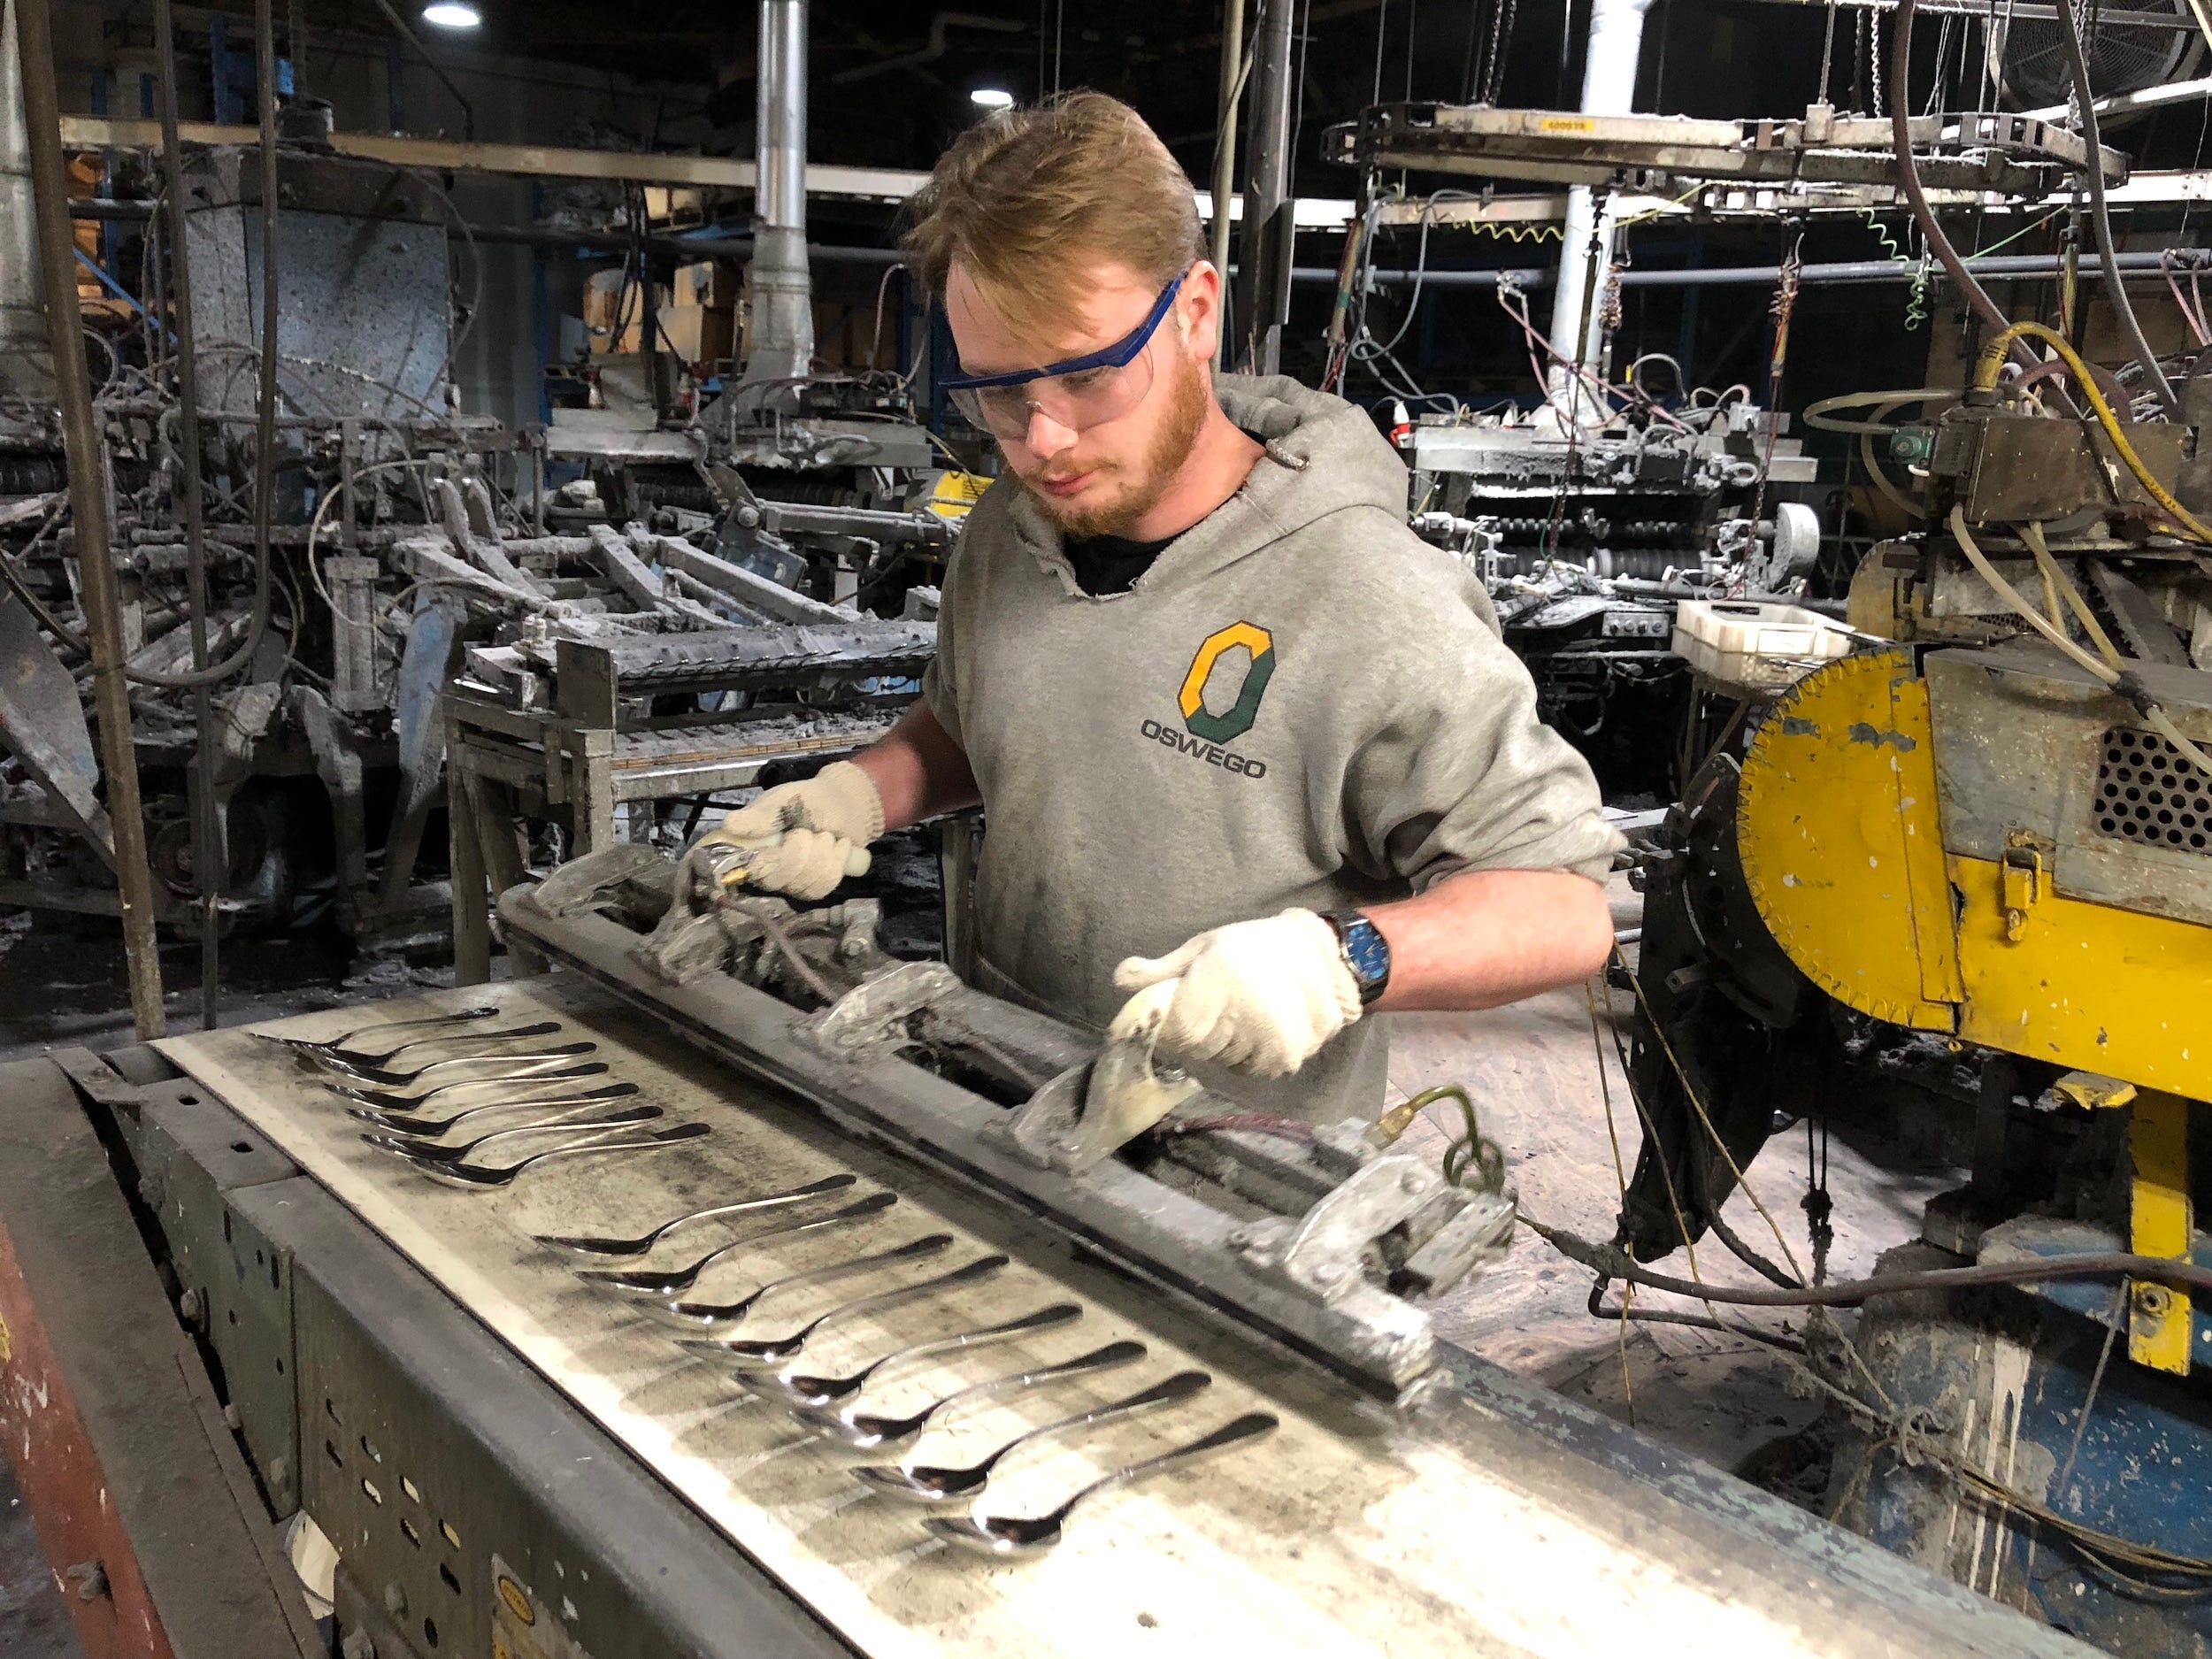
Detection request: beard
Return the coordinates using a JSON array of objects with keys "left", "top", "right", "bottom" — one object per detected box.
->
[{"left": 1016, "top": 348, "right": 1214, "bottom": 540}]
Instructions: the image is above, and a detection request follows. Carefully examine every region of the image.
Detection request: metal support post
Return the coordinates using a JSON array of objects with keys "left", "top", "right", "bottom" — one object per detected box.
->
[
  {"left": 1209, "top": 0, "right": 1247, "bottom": 367},
  {"left": 1237, "top": 0, "right": 1294, "bottom": 375},
  {"left": 13, "top": 0, "right": 167, "bottom": 1037},
  {"left": 737, "top": 0, "right": 814, "bottom": 399},
  {"left": 1546, "top": 0, "right": 1657, "bottom": 405},
  {"left": 153, "top": 0, "right": 222, "bottom": 1028}
]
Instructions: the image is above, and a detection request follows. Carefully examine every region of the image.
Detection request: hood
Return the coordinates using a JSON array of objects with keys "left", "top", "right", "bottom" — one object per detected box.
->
[{"left": 999, "top": 373, "right": 1412, "bottom": 595}]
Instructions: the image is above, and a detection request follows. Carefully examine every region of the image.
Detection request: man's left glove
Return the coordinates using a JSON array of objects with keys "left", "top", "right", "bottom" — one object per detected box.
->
[{"left": 1109, "top": 909, "right": 1363, "bottom": 1078}]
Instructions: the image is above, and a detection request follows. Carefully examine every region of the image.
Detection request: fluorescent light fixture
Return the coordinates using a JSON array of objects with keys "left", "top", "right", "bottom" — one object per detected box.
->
[
  {"left": 421, "top": 2, "right": 481, "bottom": 28},
  {"left": 969, "top": 88, "right": 1015, "bottom": 111}
]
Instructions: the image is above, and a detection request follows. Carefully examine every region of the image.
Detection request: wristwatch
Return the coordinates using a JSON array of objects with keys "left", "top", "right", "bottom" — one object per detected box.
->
[{"left": 1321, "top": 910, "right": 1392, "bottom": 1005}]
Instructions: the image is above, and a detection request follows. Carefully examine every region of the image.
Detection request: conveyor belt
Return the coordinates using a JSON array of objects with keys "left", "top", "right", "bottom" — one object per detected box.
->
[{"left": 157, "top": 979, "right": 2094, "bottom": 1659}]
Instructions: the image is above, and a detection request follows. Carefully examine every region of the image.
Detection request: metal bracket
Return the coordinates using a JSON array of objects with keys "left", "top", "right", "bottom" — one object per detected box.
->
[
  {"left": 995, "top": 983, "right": 1203, "bottom": 1173},
  {"left": 804, "top": 961, "right": 963, "bottom": 1064}
]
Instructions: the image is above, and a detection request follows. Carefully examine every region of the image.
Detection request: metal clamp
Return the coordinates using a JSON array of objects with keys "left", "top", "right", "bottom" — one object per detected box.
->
[{"left": 996, "top": 982, "right": 1203, "bottom": 1173}]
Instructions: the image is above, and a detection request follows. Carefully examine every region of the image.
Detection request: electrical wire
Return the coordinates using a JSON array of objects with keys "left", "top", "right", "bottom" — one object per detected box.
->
[
  {"left": 1970, "top": 322, "right": 2212, "bottom": 542},
  {"left": 1951, "top": 507, "right": 2212, "bottom": 780},
  {"left": 1522, "top": 1211, "right": 2212, "bottom": 1304},
  {"left": 2053, "top": 0, "right": 2181, "bottom": 418}
]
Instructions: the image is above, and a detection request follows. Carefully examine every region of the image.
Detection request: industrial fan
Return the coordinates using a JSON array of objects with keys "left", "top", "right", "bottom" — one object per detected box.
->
[{"left": 1991, "top": 0, "right": 2206, "bottom": 125}]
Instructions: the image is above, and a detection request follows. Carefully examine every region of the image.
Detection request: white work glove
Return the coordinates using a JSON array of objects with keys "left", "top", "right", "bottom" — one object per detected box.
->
[
  {"left": 696, "top": 759, "right": 884, "bottom": 901},
  {"left": 1110, "top": 909, "right": 1363, "bottom": 1079}
]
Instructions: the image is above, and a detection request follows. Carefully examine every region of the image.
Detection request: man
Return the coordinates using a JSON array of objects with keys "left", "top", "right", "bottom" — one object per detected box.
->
[{"left": 704, "top": 92, "right": 1621, "bottom": 1122}]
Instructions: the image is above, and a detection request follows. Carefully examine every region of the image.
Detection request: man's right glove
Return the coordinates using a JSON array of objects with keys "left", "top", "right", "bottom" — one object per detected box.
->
[{"left": 695, "top": 759, "right": 884, "bottom": 900}]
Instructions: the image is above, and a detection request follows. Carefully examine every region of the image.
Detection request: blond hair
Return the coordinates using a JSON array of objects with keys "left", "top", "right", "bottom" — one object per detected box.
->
[{"left": 903, "top": 91, "right": 1202, "bottom": 340}]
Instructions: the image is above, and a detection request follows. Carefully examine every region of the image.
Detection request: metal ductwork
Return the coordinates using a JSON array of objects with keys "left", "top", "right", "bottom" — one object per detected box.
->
[
  {"left": 739, "top": 0, "right": 815, "bottom": 402},
  {"left": 0, "top": 0, "right": 56, "bottom": 403}
]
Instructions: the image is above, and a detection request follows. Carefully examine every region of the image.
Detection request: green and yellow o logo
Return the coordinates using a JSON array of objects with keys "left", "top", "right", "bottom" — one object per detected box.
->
[{"left": 1179, "top": 622, "right": 1276, "bottom": 744}]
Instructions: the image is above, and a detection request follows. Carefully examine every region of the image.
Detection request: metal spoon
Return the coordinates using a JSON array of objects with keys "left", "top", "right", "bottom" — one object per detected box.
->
[
  {"left": 313, "top": 1042, "right": 600, "bottom": 1088},
  {"left": 924, "top": 1412, "right": 1279, "bottom": 1557},
  {"left": 532, "top": 1173, "right": 861, "bottom": 1260},
  {"left": 294, "top": 1020, "right": 563, "bottom": 1069},
  {"left": 361, "top": 1104, "right": 663, "bottom": 1164},
  {"left": 255, "top": 1004, "right": 500, "bottom": 1055},
  {"left": 387, "top": 1122, "right": 711, "bottom": 1189},
  {"left": 657, "top": 1234, "right": 954, "bottom": 1331},
  {"left": 327, "top": 1063, "right": 612, "bottom": 1112},
  {"left": 705, "top": 1255, "right": 1011, "bottom": 1370},
  {"left": 347, "top": 1082, "right": 641, "bottom": 1135},
  {"left": 799, "top": 1339, "right": 1146, "bottom": 1454},
  {"left": 760, "top": 1302, "right": 1084, "bottom": 1409},
  {"left": 577, "top": 1192, "right": 898, "bottom": 1295},
  {"left": 850, "top": 1370, "right": 1210, "bottom": 1505}
]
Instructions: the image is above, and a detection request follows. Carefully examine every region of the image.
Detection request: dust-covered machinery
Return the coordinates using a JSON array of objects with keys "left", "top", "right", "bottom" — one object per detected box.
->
[
  {"left": 1619, "top": 322, "right": 2212, "bottom": 1648},
  {"left": 0, "top": 820, "right": 2101, "bottom": 1658}
]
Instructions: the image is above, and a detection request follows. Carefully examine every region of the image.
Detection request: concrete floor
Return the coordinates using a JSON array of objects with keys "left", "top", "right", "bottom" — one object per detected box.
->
[
  {"left": 0, "top": 884, "right": 1961, "bottom": 1597},
  {"left": 0, "top": 1463, "right": 80, "bottom": 1659}
]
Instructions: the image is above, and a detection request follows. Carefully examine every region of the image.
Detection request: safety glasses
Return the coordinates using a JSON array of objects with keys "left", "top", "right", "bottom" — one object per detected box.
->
[{"left": 941, "top": 271, "right": 1187, "bottom": 442}]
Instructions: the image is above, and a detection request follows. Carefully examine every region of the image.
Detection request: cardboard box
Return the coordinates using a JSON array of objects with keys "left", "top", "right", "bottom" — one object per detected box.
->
[
  {"left": 673, "top": 260, "right": 735, "bottom": 311},
  {"left": 601, "top": 281, "right": 672, "bottom": 353},
  {"left": 655, "top": 303, "right": 733, "bottom": 364}
]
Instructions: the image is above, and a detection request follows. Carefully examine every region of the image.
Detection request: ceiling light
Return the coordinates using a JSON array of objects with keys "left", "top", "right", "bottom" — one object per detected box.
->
[
  {"left": 969, "top": 88, "right": 1015, "bottom": 111},
  {"left": 420, "top": 2, "right": 481, "bottom": 28}
]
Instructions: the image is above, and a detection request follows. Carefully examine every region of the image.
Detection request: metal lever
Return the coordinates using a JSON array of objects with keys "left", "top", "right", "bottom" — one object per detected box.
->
[{"left": 997, "top": 982, "right": 1202, "bottom": 1173}]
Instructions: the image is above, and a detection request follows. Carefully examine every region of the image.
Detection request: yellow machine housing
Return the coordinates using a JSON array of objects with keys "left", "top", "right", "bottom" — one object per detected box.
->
[{"left": 1737, "top": 641, "right": 2212, "bottom": 1368}]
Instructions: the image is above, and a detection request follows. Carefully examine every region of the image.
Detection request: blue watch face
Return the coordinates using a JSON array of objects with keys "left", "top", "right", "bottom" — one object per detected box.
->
[{"left": 1341, "top": 916, "right": 1390, "bottom": 989}]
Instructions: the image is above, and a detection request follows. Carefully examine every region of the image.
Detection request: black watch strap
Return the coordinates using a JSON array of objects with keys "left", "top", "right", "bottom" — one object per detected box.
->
[{"left": 1321, "top": 910, "right": 1391, "bottom": 1005}]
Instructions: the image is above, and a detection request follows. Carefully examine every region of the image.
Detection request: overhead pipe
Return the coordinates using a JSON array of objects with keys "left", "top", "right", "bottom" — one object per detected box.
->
[
  {"left": 1210, "top": 0, "right": 1247, "bottom": 367},
  {"left": 0, "top": 0, "right": 50, "bottom": 398},
  {"left": 736, "top": 0, "right": 814, "bottom": 401},
  {"left": 1237, "top": 0, "right": 1295, "bottom": 374},
  {"left": 1547, "top": 0, "right": 1659, "bottom": 398},
  {"left": 12, "top": 0, "right": 167, "bottom": 1037}
]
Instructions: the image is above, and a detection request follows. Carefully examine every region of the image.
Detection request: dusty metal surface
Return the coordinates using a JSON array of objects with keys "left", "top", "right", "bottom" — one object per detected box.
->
[{"left": 157, "top": 980, "right": 2093, "bottom": 1659}]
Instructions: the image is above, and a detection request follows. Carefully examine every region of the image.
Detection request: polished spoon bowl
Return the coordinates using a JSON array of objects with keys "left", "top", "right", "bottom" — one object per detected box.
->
[
  {"left": 532, "top": 1173, "right": 861, "bottom": 1260},
  {"left": 327, "top": 1062, "right": 611, "bottom": 1112},
  {"left": 761, "top": 1302, "right": 1084, "bottom": 1409},
  {"left": 255, "top": 1004, "right": 498, "bottom": 1055},
  {"left": 850, "top": 1368, "right": 1209, "bottom": 1504},
  {"left": 924, "top": 1412, "right": 1279, "bottom": 1558},
  {"left": 798, "top": 1338, "right": 1146, "bottom": 1454},
  {"left": 389, "top": 1121, "right": 710, "bottom": 1189},
  {"left": 657, "top": 1233, "right": 953, "bottom": 1332},
  {"left": 361, "top": 1103, "right": 662, "bottom": 1164},
  {"left": 708, "top": 1254, "right": 1011, "bottom": 1370},
  {"left": 291, "top": 1019, "right": 563, "bottom": 1070},
  {"left": 312, "top": 1042, "right": 599, "bottom": 1088},
  {"left": 579, "top": 1192, "right": 897, "bottom": 1295},
  {"left": 347, "top": 1082, "right": 641, "bottom": 1135}
]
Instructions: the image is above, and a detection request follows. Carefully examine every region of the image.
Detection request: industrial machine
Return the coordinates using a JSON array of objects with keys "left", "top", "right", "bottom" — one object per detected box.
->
[
  {"left": 1400, "top": 390, "right": 1824, "bottom": 795},
  {"left": 0, "top": 838, "right": 2101, "bottom": 1659},
  {"left": 1617, "top": 319, "right": 2212, "bottom": 1648}
]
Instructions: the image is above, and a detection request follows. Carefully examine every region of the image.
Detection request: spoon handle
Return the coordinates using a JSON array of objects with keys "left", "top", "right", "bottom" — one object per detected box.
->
[
  {"left": 1046, "top": 1412, "right": 1279, "bottom": 1526},
  {"left": 536, "top": 1173, "right": 857, "bottom": 1256},
  {"left": 991, "top": 1371, "right": 1208, "bottom": 1471},
  {"left": 788, "top": 1254, "right": 1010, "bottom": 1345},
  {"left": 261, "top": 1004, "right": 497, "bottom": 1050},
  {"left": 499, "top": 1121, "right": 710, "bottom": 1179},
  {"left": 678, "top": 1190, "right": 897, "bottom": 1279},
  {"left": 680, "top": 1233, "right": 954, "bottom": 1321},
  {"left": 644, "top": 1174, "right": 862, "bottom": 1248},
  {"left": 346, "top": 1020, "right": 563, "bottom": 1064},
  {"left": 927, "top": 1339, "right": 1148, "bottom": 1433},
  {"left": 857, "top": 1302, "right": 1084, "bottom": 1387},
  {"left": 361, "top": 1083, "right": 640, "bottom": 1133}
]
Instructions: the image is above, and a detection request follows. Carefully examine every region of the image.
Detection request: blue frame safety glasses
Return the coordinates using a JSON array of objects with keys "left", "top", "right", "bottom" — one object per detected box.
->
[{"left": 941, "top": 271, "right": 1187, "bottom": 442}]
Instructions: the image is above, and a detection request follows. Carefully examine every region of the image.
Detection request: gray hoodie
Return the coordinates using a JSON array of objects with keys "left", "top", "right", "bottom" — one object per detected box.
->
[{"left": 923, "top": 373, "right": 1623, "bottom": 1122}]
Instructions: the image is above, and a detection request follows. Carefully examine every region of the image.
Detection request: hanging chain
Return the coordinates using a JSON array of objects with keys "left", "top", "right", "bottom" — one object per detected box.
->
[{"left": 1817, "top": 0, "right": 1840, "bottom": 104}]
